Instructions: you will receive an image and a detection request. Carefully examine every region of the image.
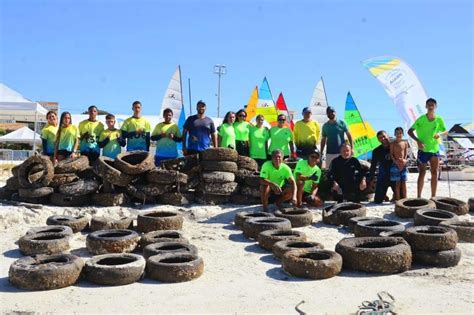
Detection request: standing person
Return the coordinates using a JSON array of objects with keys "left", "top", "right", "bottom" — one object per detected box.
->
[
  {"left": 268, "top": 114, "right": 295, "bottom": 159},
  {"left": 78, "top": 105, "right": 104, "bottom": 162},
  {"left": 294, "top": 150, "right": 323, "bottom": 207},
  {"left": 151, "top": 108, "right": 182, "bottom": 166},
  {"left": 234, "top": 109, "right": 251, "bottom": 156},
  {"left": 41, "top": 110, "right": 58, "bottom": 159},
  {"left": 294, "top": 107, "right": 321, "bottom": 159},
  {"left": 327, "top": 143, "right": 367, "bottom": 202},
  {"left": 368, "top": 130, "right": 395, "bottom": 203},
  {"left": 320, "top": 106, "right": 353, "bottom": 167},
  {"left": 218, "top": 111, "right": 236, "bottom": 149},
  {"left": 259, "top": 149, "right": 297, "bottom": 212},
  {"left": 54, "top": 112, "right": 80, "bottom": 162},
  {"left": 121, "top": 101, "right": 151, "bottom": 151},
  {"left": 99, "top": 114, "right": 125, "bottom": 159},
  {"left": 182, "top": 100, "right": 217, "bottom": 155},
  {"left": 408, "top": 98, "right": 448, "bottom": 198},
  {"left": 249, "top": 115, "right": 270, "bottom": 168},
  {"left": 390, "top": 127, "right": 409, "bottom": 200}
]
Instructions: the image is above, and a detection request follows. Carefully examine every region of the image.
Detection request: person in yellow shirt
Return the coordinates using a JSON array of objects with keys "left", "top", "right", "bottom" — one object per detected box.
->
[
  {"left": 54, "top": 112, "right": 80, "bottom": 162},
  {"left": 41, "top": 110, "right": 58, "bottom": 159},
  {"left": 78, "top": 105, "right": 104, "bottom": 162},
  {"left": 99, "top": 114, "right": 125, "bottom": 159},
  {"left": 121, "top": 101, "right": 151, "bottom": 151},
  {"left": 294, "top": 107, "right": 321, "bottom": 160},
  {"left": 151, "top": 108, "right": 182, "bottom": 166}
]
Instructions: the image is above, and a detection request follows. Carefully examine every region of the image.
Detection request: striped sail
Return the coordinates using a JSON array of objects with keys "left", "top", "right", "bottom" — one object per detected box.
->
[
  {"left": 245, "top": 86, "right": 259, "bottom": 122},
  {"left": 309, "top": 78, "right": 329, "bottom": 126},
  {"left": 276, "top": 92, "right": 294, "bottom": 130},
  {"left": 344, "top": 92, "right": 379, "bottom": 159},
  {"left": 255, "top": 77, "right": 279, "bottom": 126}
]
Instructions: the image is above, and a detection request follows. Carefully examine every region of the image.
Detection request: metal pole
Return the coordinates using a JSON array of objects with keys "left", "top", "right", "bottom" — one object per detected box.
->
[
  {"left": 188, "top": 78, "right": 192, "bottom": 116},
  {"left": 213, "top": 64, "right": 227, "bottom": 118}
]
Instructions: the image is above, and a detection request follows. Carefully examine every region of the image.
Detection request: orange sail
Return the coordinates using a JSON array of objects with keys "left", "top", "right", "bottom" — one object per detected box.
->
[{"left": 246, "top": 86, "right": 259, "bottom": 122}]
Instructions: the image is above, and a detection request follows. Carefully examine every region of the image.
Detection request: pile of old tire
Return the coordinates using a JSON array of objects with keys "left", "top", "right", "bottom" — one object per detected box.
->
[
  {"left": 231, "top": 156, "right": 260, "bottom": 204},
  {"left": 196, "top": 148, "right": 239, "bottom": 205},
  {"left": 430, "top": 197, "right": 469, "bottom": 215},
  {"left": 322, "top": 202, "right": 367, "bottom": 227},
  {"left": 395, "top": 198, "right": 436, "bottom": 218},
  {"left": 335, "top": 236, "right": 412, "bottom": 273},
  {"left": 403, "top": 225, "right": 461, "bottom": 267}
]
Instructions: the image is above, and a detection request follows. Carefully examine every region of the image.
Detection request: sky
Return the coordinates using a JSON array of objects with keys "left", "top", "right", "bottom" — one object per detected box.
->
[{"left": 1, "top": 0, "right": 473, "bottom": 133}]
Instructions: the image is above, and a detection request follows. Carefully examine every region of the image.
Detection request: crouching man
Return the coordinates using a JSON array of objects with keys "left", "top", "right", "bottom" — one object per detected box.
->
[
  {"left": 294, "top": 150, "right": 323, "bottom": 207},
  {"left": 260, "top": 149, "right": 297, "bottom": 212}
]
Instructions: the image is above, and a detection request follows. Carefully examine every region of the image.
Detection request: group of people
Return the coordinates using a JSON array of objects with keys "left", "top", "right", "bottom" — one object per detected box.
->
[{"left": 40, "top": 97, "right": 447, "bottom": 210}]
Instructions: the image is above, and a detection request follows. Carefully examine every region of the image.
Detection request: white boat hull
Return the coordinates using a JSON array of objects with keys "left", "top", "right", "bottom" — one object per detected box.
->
[{"left": 439, "top": 167, "right": 474, "bottom": 181}]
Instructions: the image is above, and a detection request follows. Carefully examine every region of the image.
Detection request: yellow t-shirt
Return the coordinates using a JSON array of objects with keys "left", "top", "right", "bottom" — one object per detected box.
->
[
  {"left": 78, "top": 119, "right": 104, "bottom": 153},
  {"left": 41, "top": 124, "right": 58, "bottom": 155},
  {"left": 152, "top": 122, "right": 181, "bottom": 158},
  {"left": 294, "top": 120, "right": 321, "bottom": 151},
  {"left": 121, "top": 116, "right": 151, "bottom": 151},
  {"left": 99, "top": 128, "right": 122, "bottom": 159}
]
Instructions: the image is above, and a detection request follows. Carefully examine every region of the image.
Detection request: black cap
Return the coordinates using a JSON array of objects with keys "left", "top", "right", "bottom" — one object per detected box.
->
[{"left": 326, "top": 106, "right": 336, "bottom": 114}]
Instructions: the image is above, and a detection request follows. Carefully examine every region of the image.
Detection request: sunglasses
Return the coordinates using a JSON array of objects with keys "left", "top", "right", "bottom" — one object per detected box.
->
[
  {"left": 239, "top": 115, "right": 246, "bottom": 118},
  {"left": 278, "top": 118, "right": 286, "bottom": 121},
  {"left": 310, "top": 155, "right": 319, "bottom": 159}
]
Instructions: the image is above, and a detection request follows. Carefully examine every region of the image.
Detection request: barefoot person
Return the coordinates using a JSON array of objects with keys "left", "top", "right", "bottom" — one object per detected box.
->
[
  {"left": 390, "top": 127, "right": 408, "bottom": 200},
  {"left": 368, "top": 130, "right": 395, "bottom": 203},
  {"left": 294, "top": 150, "right": 323, "bottom": 207},
  {"left": 408, "top": 98, "right": 448, "bottom": 197},
  {"left": 121, "top": 101, "right": 151, "bottom": 151},
  {"left": 41, "top": 110, "right": 58, "bottom": 159},
  {"left": 260, "top": 149, "right": 297, "bottom": 212}
]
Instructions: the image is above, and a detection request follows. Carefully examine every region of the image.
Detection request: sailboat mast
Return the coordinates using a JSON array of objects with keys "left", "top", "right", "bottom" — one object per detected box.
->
[
  {"left": 321, "top": 76, "right": 329, "bottom": 106},
  {"left": 188, "top": 78, "right": 192, "bottom": 115}
]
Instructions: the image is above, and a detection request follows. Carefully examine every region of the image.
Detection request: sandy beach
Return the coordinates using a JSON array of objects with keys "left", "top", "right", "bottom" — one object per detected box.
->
[{"left": 0, "top": 173, "right": 473, "bottom": 314}]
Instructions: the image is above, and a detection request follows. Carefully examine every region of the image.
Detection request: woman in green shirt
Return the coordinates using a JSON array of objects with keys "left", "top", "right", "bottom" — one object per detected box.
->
[
  {"left": 249, "top": 114, "right": 270, "bottom": 168},
  {"left": 218, "top": 111, "right": 236, "bottom": 149},
  {"left": 234, "top": 109, "right": 251, "bottom": 156}
]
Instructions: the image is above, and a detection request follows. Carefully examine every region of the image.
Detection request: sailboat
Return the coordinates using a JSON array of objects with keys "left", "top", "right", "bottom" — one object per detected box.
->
[
  {"left": 253, "top": 77, "right": 279, "bottom": 126},
  {"left": 308, "top": 77, "right": 329, "bottom": 126},
  {"left": 275, "top": 92, "right": 294, "bottom": 130},
  {"left": 245, "top": 86, "right": 259, "bottom": 122},
  {"left": 344, "top": 92, "right": 379, "bottom": 159},
  {"left": 160, "top": 66, "right": 186, "bottom": 156}
]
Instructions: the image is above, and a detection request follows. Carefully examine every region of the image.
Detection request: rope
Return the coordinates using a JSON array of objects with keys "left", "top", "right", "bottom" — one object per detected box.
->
[{"left": 357, "top": 291, "right": 396, "bottom": 315}]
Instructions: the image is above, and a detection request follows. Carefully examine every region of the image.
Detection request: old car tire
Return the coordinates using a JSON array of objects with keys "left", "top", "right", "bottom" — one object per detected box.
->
[
  {"left": 49, "top": 173, "right": 79, "bottom": 188},
  {"left": 9, "top": 254, "right": 83, "bottom": 290},
  {"left": 201, "top": 171, "right": 235, "bottom": 183},
  {"left": 84, "top": 253, "right": 145, "bottom": 286},
  {"left": 335, "top": 237, "right": 412, "bottom": 273},
  {"left": 242, "top": 217, "right": 292, "bottom": 239},
  {"left": 237, "top": 155, "right": 258, "bottom": 171},
  {"left": 414, "top": 209, "right": 458, "bottom": 226},
  {"left": 18, "top": 155, "right": 54, "bottom": 188},
  {"left": 90, "top": 216, "right": 133, "bottom": 231},
  {"left": 412, "top": 247, "right": 461, "bottom": 267},
  {"left": 272, "top": 240, "right": 324, "bottom": 259},
  {"left": 137, "top": 211, "right": 184, "bottom": 232},
  {"left": 440, "top": 220, "right": 474, "bottom": 243},
  {"left": 348, "top": 216, "right": 380, "bottom": 232},
  {"left": 199, "top": 181, "right": 238, "bottom": 196},
  {"left": 257, "top": 229, "right": 307, "bottom": 251},
  {"left": 282, "top": 249, "right": 342, "bottom": 279},
  {"left": 234, "top": 211, "right": 274, "bottom": 228},
  {"left": 46, "top": 214, "right": 89, "bottom": 233},
  {"left": 331, "top": 202, "right": 367, "bottom": 226},
  {"left": 200, "top": 147, "right": 238, "bottom": 162},
  {"left": 19, "top": 187, "right": 54, "bottom": 198},
  {"left": 354, "top": 219, "right": 405, "bottom": 237},
  {"left": 274, "top": 209, "right": 313, "bottom": 228},
  {"left": 146, "top": 169, "right": 188, "bottom": 185},
  {"left": 58, "top": 179, "right": 99, "bottom": 196},
  {"left": 6, "top": 176, "right": 21, "bottom": 190},
  {"left": 143, "top": 241, "right": 198, "bottom": 259},
  {"left": 94, "top": 156, "right": 135, "bottom": 187},
  {"left": 114, "top": 151, "right": 155, "bottom": 175},
  {"left": 86, "top": 229, "right": 140, "bottom": 254},
  {"left": 146, "top": 253, "right": 204, "bottom": 283},
  {"left": 18, "top": 232, "right": 71, "bottom": 255},
  {"left": 26, "top": 225, "right": 73, "bottom": 236},
  {"left": 403, "top": 225, "right": 458, "bottom": 251},
  {"left": 49, "top": 193, "right": 90, "bottom": 207},
  {"left": 431, "top": 197, "right": 469, "bottom": 215},
  {"left": 140, "top": 230, "right": 189, "bottom": 248},
  {"left": 395, "top": 198, "right": 436, "bottom": 218},
  {"left": 91, "top": 192, "right": 127, "bottom": 207},
  {"left": 55, "top": 156, "right": 89, "bottom": 174},
  {"left": 201, "top": 160, "right": 238, "bottom": 173}
]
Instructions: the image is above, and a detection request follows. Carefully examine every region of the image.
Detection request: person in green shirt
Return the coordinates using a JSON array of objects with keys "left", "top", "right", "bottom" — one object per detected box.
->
[
  {"left": 294, "top": 150, "right": 323, "bottom": 207},
  {"left": 41, "top": 110, "right": 58, "bottom": 159},
  {"left": 218, "top": 111, "right": 236, "bottom": 149},
  {"left": 249, "top": 114, "right": 270, "bottom": 168},
  {"left": 408, "top": 98, "right": 448, "bottom": 198},
  {"left": 78, "top": 105, "right": 104, "bottom": 162},
  {"left": 54, "top": 111, "right": 80, "bottom": 162},
  {"left": 260, "top": 149, "right": 297, "bottom": 212},
  {"left": 121, "top": 101, "right": 151, "bottom": 151},
  {"left": 99, "top": 114, "right": 125, "bottom": 159},
  {"left": 268, "top": 114, "right": 295, "bottom": 159},
  {"left": 234, "top": 109, "right": 251, "bottom": 156}
]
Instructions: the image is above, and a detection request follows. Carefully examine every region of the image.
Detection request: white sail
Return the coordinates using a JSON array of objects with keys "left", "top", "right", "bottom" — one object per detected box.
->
[
  {"left": 160, "top": 66, "right": 184, "bottom": 124},
  {"left": 309, "top": 78, "right": 329, "bottom": 125}
]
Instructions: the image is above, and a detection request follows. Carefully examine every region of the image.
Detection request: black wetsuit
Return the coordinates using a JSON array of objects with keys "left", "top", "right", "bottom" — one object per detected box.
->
[
  {"left": 327, "top": 156, "right": 367, "bottom": 202},
  {"left": 368, "top": 144, "right": 395, "bottom": 203}
]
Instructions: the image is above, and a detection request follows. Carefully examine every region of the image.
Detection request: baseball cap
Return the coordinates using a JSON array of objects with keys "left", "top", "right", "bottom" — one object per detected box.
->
[
  {"left": 302, "top": 107, "right": 312, "bottom": 115},
  {"left": 326, "top": 106, "right": 336, "bottom": 114}
]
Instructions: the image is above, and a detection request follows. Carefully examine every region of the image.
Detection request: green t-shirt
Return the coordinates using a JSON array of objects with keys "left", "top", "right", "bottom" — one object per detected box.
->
[
  {"left": 269, "top": 126, "right": 294, "bottom": 156},
  {"left": 294, "top": 159, "right": 322, "bottom": 193},
  {"left": 99, "top": 128, "right": 122, "bottom": 159},
  {"left": 411, "top": 114, "right": 446, "bottom": 153},
  {"left": 78, "top": 119, "right": 105, "bottom": 154},
  {"left": 234, "top": 121, "right": 250, "bottom": 141},
  {"left": 58, "top": 125, "right": 79, "bottom": 152},
  {"left": 218, "top": 123, "right": 236, "bottom": 149},
  {"left": 249, "top": 125, "right": 269, "bottom": 159},
  {"left": 260, "top": 161, "right": 294, "bottom": 188}
]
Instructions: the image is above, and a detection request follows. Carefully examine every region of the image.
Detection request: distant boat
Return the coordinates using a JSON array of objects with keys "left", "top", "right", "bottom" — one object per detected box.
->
[
  {"left": 439, "top": 166, "right": 474, "bottom": 181},
  {"left": 253, "top": 77, "right": 279, "bottom": 126},
  {"left": 344, "top": 92, "right": 379, "bottom": 159},
  {"left": 308, "top": 77, "right": 329, "bottom": 126}
]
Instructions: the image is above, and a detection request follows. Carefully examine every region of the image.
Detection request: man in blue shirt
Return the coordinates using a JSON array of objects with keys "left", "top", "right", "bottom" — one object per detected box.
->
[
  {"left": 320, "top": 106, "right": 353, "bottom": 168},
  {"left": 182, "top": 101, "right": 217, "bottom": 155}
]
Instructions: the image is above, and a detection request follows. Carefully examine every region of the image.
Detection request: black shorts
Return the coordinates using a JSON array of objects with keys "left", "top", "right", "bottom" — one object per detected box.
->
[
  {"left": 57, "top": 150, "right": 72, "bottom": 158},
  {"left": 236, "top": 140, "right": 249, "bottom": 156},
  {"left": 82, "top": 151, "right": 100, "bottom": 162}
]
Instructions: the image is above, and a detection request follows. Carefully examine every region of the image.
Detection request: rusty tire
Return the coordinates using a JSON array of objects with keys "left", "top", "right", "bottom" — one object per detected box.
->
[
  {"left": 348, "top": 216, "right": 380, "bottom": 232},
  {"left": 86, "top": 229, "right": 140, "bottom": 254},
  {"left": 412, "top": 247, "right": 461, "bottom": 267},
  {"left": 90, "top": 216, "right": 133, "bottom": 231},
  {"left": 431, "top": 197, "right": 469, "bottom": 215},
  {"left": 140, "top": 230, "right": 189, "bottom": 248},
  {"left": 272, "top": 240, "right": 324, "bottom": 260},
  {"left": 242, "top": 217, "right": 292, "bottom": 239},
  {"left": 18, "top": 232, "right": 71, "bottom": 255},
  {"left": 275, "top": 209, "right": 313, "bottom": 228},
  {"left": 257, "top": 229, "right": 306, "bottom": 251},
  {"left": 146, "top": 168, "right": 188, "bottom": 185},
  {"left": 114, "top": 151, "right": 154, "bottom": 175},
  {"left": 85, "top": 253, "right": 145, "bottom": 285},
  {"left": 200, "top": 147, "right": 238, "bottom": 162},
  {"left": 237, "top": 155, "right": 258, "bottom": 171},
  {"left": 143, "top": 241, "right": 198, "bottom": 259},
  {"left": 46, "top": 214, "right": 89, "bottom": 233},
  {"left": 146, "top": 253, "right": 204, "bottom": 283},
  {"left": 137, "top": 211, "right": 184, "bottom": 232},
  {"left": 395, "top": 198, "right": 436, "bottom": 218},
  {"left": 354, "top": 219, "right": 405, "bottom": 237},
  {"left": 282, "top": 249, "right": 342, "bottom": 279},
  {"left": 403, "top": 225, "right": 458, "bottom": 251},
  {"left": 58, "top": 179, "right": 99, "bottom": 196},
  {"left": 234, "top": 211, "right": 274, "bottom": 228},
  {"left": 201, "top": 171, "right": 235, "bottom": 183},
  {"left": 49, "top": 173, "right": 79, "bottom": 188},
  {"left": 200, "top": 160, "right": 238, "bottom": 173},
  {"left": 18, "top": 155, "right": 54, "bottom": 188},
  {"left": 440, "top": 220, "right": 474, "bottom": 243},
  {"left": 414, "top": 209, "right": 459, "bottom": 226},
  {"left": 94, "top": 156, "right": 135, "bottom": 187},
  {"left": 26, "top": 225, "right": 73, "bottom": 236},
  {"left": 55, "top": 156, "right": 89, "bottom": 174}
]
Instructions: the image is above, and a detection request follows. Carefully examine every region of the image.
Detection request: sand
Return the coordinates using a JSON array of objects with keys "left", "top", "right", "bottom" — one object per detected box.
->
[{"left": 0, "top": 173, "right": 473, "bottom": 314}]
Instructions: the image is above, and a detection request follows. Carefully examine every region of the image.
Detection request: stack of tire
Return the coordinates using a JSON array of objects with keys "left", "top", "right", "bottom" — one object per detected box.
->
[
  {"left": 234, "top": 211, "right": 341, "bottom": 280},
  {"left": 196, "top": 148, "right": 239, "bottom": 205},
  {"left": 231, "top": 156, "right": 260, "bottom": 204},
  {"left": 403, "top": 225, "right": 461, "bottom": 267}
]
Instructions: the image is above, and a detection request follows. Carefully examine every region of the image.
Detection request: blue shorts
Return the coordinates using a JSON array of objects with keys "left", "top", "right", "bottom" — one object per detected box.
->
[
  {"left": 390, "top": 164, "right": 408, "bottom": 182},
  {"left": 417, "top": 150, "right": 440, "bottom": 165}
]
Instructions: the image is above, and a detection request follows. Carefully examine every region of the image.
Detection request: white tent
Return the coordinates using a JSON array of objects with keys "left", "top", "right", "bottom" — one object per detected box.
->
[
  {"left": 0, "top": 83, "right": 49, "bottom": 151},
  {"left": 0, "top": 126, "right": 42, "bottom": 144}
]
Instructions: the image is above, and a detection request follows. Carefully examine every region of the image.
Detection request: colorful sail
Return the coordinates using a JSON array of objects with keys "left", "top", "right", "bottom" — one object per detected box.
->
[
  {"left": 276, "top": 92, "right": 294, "bottom": 130},
  {"left": 160, "top": 66, "right": 185, "bottom": 156},
  {"left": 344, "top": 92, "right": 379, "bottom": 159},
  {"left": 255, "top": 77, "right": 279, "bottom": 126},
  {"left": 309, "top": 77, "right": 329, "bottom": 126},
  {"left": 245, "top": 86, "right": 259, "bottom": 122}
]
